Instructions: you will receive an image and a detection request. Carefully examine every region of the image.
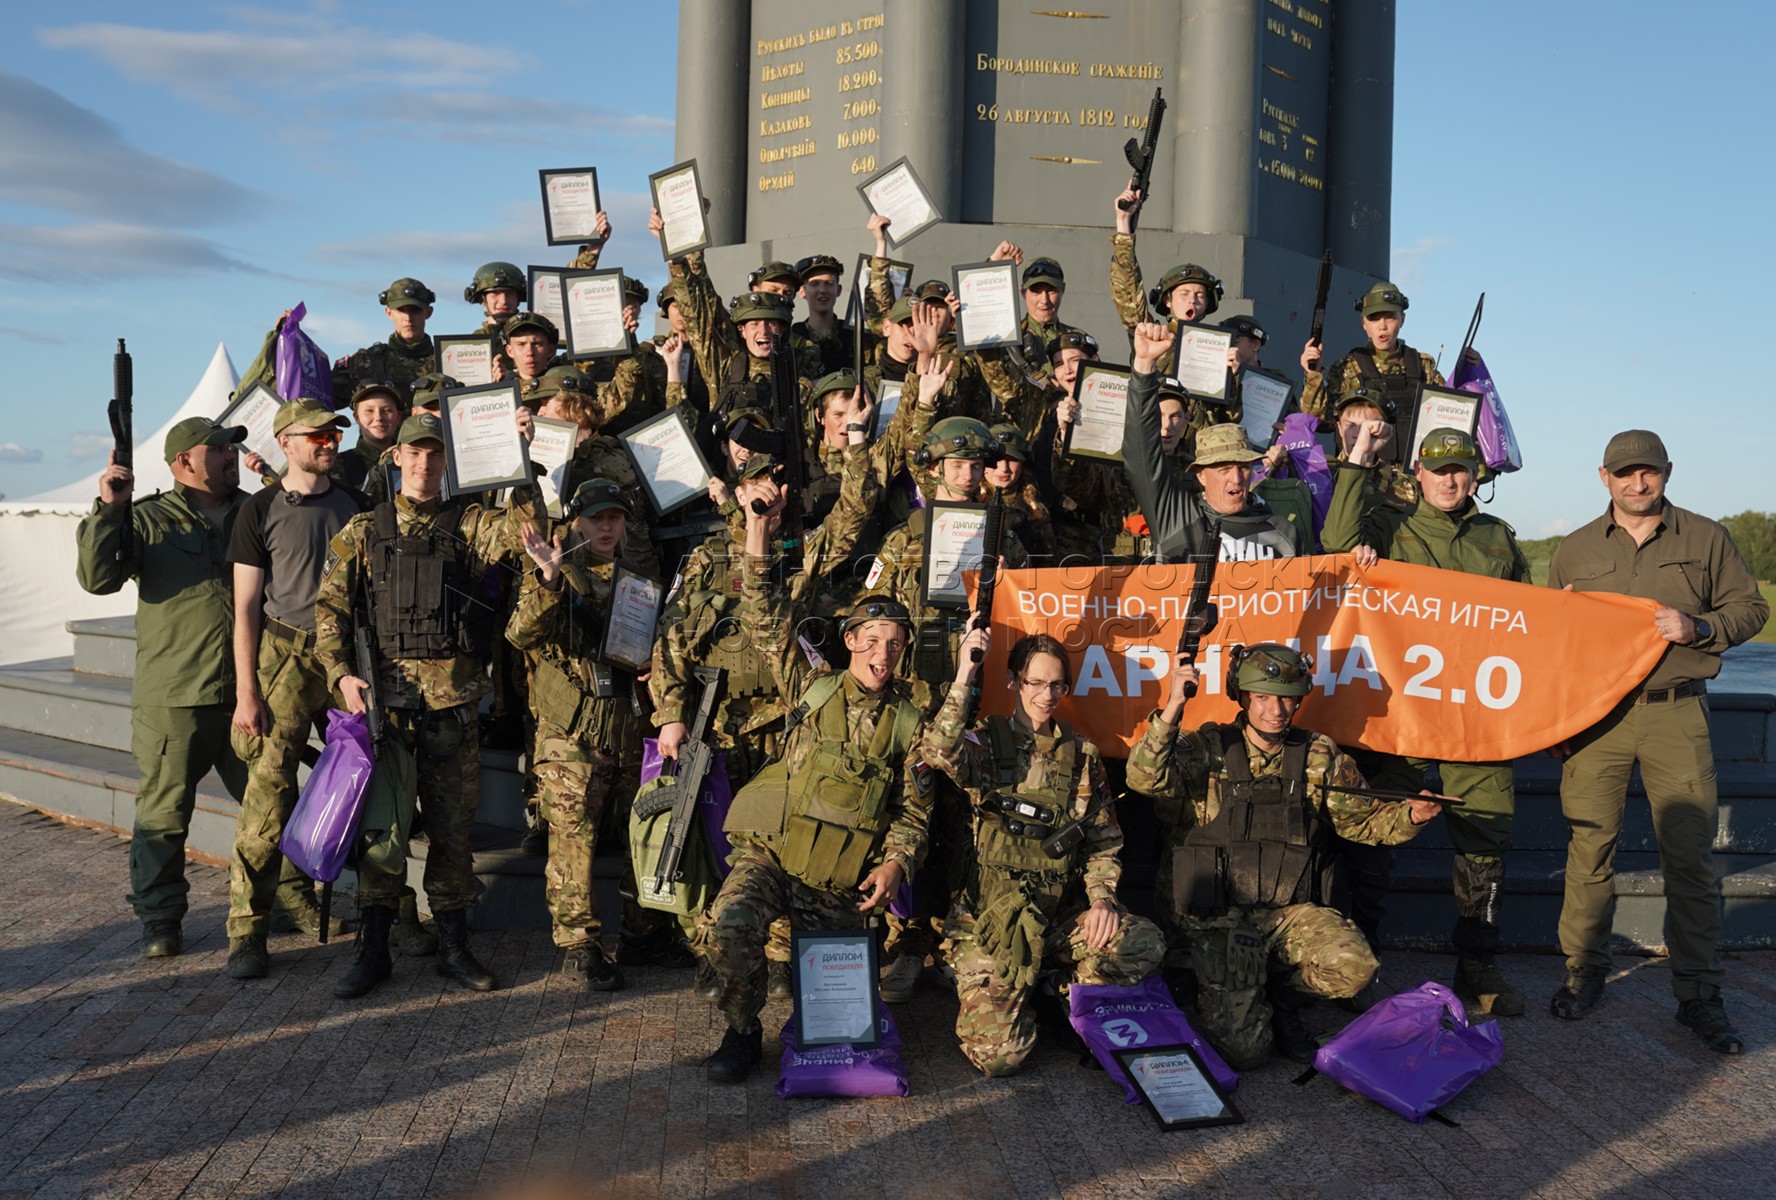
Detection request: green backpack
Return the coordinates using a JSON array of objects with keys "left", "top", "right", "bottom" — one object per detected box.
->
[{"left": 628, "top": 775, "right": 722, "bottom": 918}]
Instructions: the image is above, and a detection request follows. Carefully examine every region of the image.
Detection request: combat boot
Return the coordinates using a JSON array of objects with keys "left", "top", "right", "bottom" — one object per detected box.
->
[
  {"left": 433, "top": 909, "right": 498, "bottom": 992},
  {"left": 767, "top": 959, "right": 793, "bottom": 999},
  {"left": 1677, "top": 989, "right": 1744, "bottom": 1055},
  {"left": 1549, "top": 967, "right": 1606, "bottom": 1020},
  {"left": 694, "top": 956, "right": 722, "bottom": 1000},
  {"left": 393, "top": 890, "right": 438, "bottom": 957},
  {"left": 520, "top": 813, "right": 549, "bottom": 858},
  {"left": 1267, "top": 980, "right": 1318, "bottom": 1064},
  {"left": 878, "top": 953, "right": 923, "bottom": 1004},
  {"left": 139, "top": 918, "right": 182, "bottom": 959},
  {"left": 616, "top": 932, "right": 696, "bottom": 969},
  {"left": 705, "top": 1024, "right": 762, "bottom": 1084},
  {"left": 226, "top": 933, "right": 269, "bottom": 980},
  {"left": 334, "top": 905, "right": 394, "bottom": 999},
  {"left": 1451, "top": 855, "right": 1524, "bottom": 1017},
  {"left": 272, "top": 894, "right": 351, "bottom": 939}
]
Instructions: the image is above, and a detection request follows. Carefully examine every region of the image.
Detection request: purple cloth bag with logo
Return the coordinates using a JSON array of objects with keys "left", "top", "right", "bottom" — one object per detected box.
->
[
  {"left": 1070, "top": 977, "right": 1239, "bottom": 1099},
  {"left": 1251, "top": 411, "right": 1334, "bottom": 533},
  {"left": 777, "top": 1011, "right": 910, "bottom": 1098},
  {"left": 280, "top": 710, "right": 373, "bottom": 883},
  {"left": 275, "top": 301, "right": 336, "bottom": 406},
  {"left": 1450, "top": 352, "right": 1522, "bottom": 473},
  {"left": 1311, "top": 981, "right": 1504, "bottom": 1122},
  {"left": 640, "top": 738, "right": 735, "bottom": 875}
]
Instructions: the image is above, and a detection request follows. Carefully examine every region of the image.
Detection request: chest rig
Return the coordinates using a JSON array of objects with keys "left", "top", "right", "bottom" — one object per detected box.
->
[
  {"left": 367, "top": 502, "right": 489, "bottom": 660},
  {"left": 1175, "top": 724, "right": 1335, "bottom": 915},
  {"left": 1350, "top": 345, "right": 1424, "bottom": 467}
]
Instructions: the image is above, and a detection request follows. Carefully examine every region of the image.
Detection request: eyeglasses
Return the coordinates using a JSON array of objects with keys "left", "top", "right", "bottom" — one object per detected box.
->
[
  {"left": 1017, "top": 676, "right": 1070, "bottom": 696},
  {"left": 296, "top": 430, "right": 341, "bottom": 446}
]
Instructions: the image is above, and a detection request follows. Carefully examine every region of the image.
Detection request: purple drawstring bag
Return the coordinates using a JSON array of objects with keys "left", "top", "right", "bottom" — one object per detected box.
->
[
  {"left": 280, "top": 710, "right": 373, "bottom": 883},
  {"left": 777, "top": 1011, "right": 910, "bottom": 1098},
  {"left": 640, "top": 738, "right": 735, "bottom": 875},
  {"left": 1070, "top": 977, "right": 1239, "bottom": 1098},
  {"left": 1310, "top": 981, "right": 1504, "bottom": 1123},
  {"left": 1450, "top": 351, "right": 1521, "bottom": 473},
  {"left": 1251, "top": 412, "right": 1333, "bottom": 533},
  {"left": 275, "top": 301, "right": 336, "bottom": 405}
]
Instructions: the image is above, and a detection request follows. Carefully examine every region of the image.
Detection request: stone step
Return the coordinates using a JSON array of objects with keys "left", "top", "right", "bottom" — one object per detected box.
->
[
  {"left": 408, "top": 823, "right": 624, "bottom": 933},
  {"left": 69, "top": 616, "right": 138, "bottom": 679},
  {"left": 0, "top": 659, "right": 134, "bottom": 752}
]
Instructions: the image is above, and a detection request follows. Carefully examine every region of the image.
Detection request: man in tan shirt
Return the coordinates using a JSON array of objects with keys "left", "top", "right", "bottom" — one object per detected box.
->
[{"left": 1547, "top": 430, "right": 1769, "bottom": 1053}]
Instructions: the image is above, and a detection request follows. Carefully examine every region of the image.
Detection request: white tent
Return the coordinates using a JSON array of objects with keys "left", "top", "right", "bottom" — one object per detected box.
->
[{"left": 0, "top": 344, "right": 238, "bottom": 666}]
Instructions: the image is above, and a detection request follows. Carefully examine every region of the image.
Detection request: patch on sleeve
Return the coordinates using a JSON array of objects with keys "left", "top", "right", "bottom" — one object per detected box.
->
[
  {"left": 663, "top": 571, "right": 682, "bottom": 607},
  {"left": 863, "top": 555, "right": 885, "bottom": 590},
  {"left": 912, "top": 760, "right": 936, "bottom": 797}
]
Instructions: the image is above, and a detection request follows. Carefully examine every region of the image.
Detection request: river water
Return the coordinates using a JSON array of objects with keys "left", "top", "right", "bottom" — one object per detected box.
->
[{"left": 1718, "top": 642, "right": 1776, "bottom": 695}]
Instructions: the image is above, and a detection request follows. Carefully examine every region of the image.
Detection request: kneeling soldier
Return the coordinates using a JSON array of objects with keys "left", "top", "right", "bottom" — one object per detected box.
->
[
  {"left": 1125, "top": 644, "right": 1444, "bottom": 1066},
  {"left": 922, "top": 631, "right": 1164, "bottom": 1076}
]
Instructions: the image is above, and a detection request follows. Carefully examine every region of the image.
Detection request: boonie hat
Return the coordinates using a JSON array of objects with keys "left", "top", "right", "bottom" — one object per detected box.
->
[{"left": 1190, "top": 423, "right": 1262, "bottom": 468}]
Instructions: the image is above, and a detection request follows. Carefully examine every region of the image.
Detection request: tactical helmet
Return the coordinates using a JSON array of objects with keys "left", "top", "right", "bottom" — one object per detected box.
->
[
  {"left": 380, "top": 277, "right": 436, "bottom": 310},
  {"left": 988, "top": 422, "right": 1029, "bottom": 463},
  {"left": 533, "top": 364, "right": 595, "bottom": 401},
  {"left": 350, "top": 380, "right": 411, "bottom": 411},
  {"left": 1149, "top": 263, "right": 1224, "bottom": 317},
  {"left": 1356, "top": 282, "right": 1409, "bottom": 317},
  {"left": 810, "top": 369, "right": 859, "bottom": 407},
  {"left": 464, "top": 261, "right": 526, "bottom": 303},
  {"left": 501, "top": 310, "right": 559, "bottom": 342},
  {"left": 622, "top": 276, "right": 650, "bottom": 305},
  {"left": 656, "top": 280, "right": 684, "bottom": 318},
  {"left": 408, "top": 373, "right": 461, "bottom": 410},
  {"left": 842, "top": 594, "right": 914, "bottom": 633},
  {"left": 564, "top": 476, "right": 630, "bottom": 519},
  {"left": 795, "top": 253, "right": 845, "bottom": 281},
  {"left": 1218, "top": 313, "right": 1267, "bottom": 345},
  {"left": 1225, "top": 643, "right": 1314, "bottom": 702},
  {"left": 1046, "top": 330, "right": 1100, "bottom": 360},
  {"left": 914, "top": 279, "right": 952, "bottom": 304},
  {"left": 915, "top": 416, "right": 1000, "bottom": 467},
  {"left": 729, "top": 290, "right": 793, "bottom": 324},
  {"left": 748, "top": 260, "right": 803, "bottom": 290},
  {"left": 735, "top": 451, "right": 779, "bottom": 484},
  {"left": 1155, "top": 376, "right": 1191, "bottom": 407},
  {"left": 1333, "top": 383, "right": 1397, "bottom": 424}
]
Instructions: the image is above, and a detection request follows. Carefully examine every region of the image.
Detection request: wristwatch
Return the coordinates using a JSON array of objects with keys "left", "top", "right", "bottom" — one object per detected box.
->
[
  {"left": 845, "top": 422, "right": 869, "bottom": 434},
  {"left": 1692, "top": 617, "right": 1713, "bottom": 644}
]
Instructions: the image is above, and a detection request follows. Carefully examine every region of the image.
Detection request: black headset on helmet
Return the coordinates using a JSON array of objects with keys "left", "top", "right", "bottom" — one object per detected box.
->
[{"left": 1224, "top": 642, "right": 1315, "bottom": 704}]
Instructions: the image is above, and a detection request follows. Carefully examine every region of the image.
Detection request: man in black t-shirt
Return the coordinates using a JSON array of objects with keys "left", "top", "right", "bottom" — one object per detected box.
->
[{"left": 223, "top": 399, "right": 369, "bottom": 978}]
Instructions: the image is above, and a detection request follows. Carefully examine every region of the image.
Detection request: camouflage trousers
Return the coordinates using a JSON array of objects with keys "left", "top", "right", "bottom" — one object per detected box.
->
[
  {"left": 534, "top": 729, "right": 617, "bottom": 949},
  {"left": 708, "top": 734, "right": 794, "bottom": 965},
  {"left": 700, "top": 842, "right": 871, "bottom": 1034},
  {"left": 883, "top": 776, "right": 971, "bottom": 964},
  {"left": 949, "top": 903, "right": 1165, "bottom": 1078},
  {"left": 225, "top": 622, "right": 327, "bottom": 938},
  {"left": 356, "top": 705, "right": 481, "bottom": 913},
  {"left": 1186, "top": 903, "right": 1377, "bottom": 1069}
]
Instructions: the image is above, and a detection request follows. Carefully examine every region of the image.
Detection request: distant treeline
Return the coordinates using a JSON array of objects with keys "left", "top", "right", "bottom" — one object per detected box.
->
[{"left": 1516, "top": 512, "right": 1776, "bottom": 588}]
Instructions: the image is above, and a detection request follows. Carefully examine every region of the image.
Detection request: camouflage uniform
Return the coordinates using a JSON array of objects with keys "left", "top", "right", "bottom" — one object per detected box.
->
[
  {"left": 919, "top": 690, "right": 1163, "bottom": 1076},
  {"left": 313, "top": 493, "right": 524, "bottom": 911},
  {"left": 669, "top": 250, "right": 823, "bottom": 399},
  {"left": 1124, "top": 711, "right": 1427, "bottom": 1065},
  {"left": 701, "top": 571, "right": 932, "bottom": 1034},
  {"left": 331, "top": 336, "right": 436, "bottom": 409},
  {"left": 506, "top": 552, "right": 637, "bottom": 950},
  {"left": 791, "top": 316, "right": 866, "bottom": 379},
  {"left": 1301, "top": 343, "right": 1445, "bottom": 422}
]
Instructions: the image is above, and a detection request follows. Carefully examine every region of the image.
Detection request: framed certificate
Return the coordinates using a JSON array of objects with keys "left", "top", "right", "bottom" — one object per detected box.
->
[
  {"left": 435, "top": 335, "right": 498, "bottom": 387},
  {"left": 856, "top": 156, "right": 941, "bottom": 248},
  {"left": 1112, "top": 1045, "right": 1245, "bottom": 1131},
  {"left": 920, "top": 500, "right": 991, "bottom": 610},
  {"left": 1064, "top": 360, "right": 1132, "bottom": 462},
  {"left": 526, "top": 415, "right": 578, "bottom": 518},
  {"left": 1172, "top": 322, "right": 1233, "bottom": 403},
  {"left": 561, "top": 269, "right": 635, "bottom": 360},
  {"left": 1238, "top": 367, "right": 1294, "bottom": 448},
  {"left": 1409, "top": 384, "right": 1483, "bottom": 461},
  {"left": 855, "top": 252, "right": 913, "bottom": 312},
  {"left": 621, "top": 406, "right": 714, "bottom": 517},
  {"left": 528, "top": 266, "right": 567, "bottom": 335},
  {"left": 648, "top": 159, "right": 710, "bottom": 259},
  {"left": 439, "top": 381, "right": 531, "bottom": 495},
  {"left": 873, "top": 378, "right": 904, "bottom": 440},
  {"left": 951, "top": 260, "right": 1022, "bottom": 351},
  {"left": 790, "top": 930, "right": 882, "bottom": 1050},
  {"left": 539, "top": 167, "right": 601, "bottom": 246},
  {"left": 217, "top": 382, "right": 288, "bottom": 478},
  {"left": 600, "top": 567, "right": 663, "bottom": 672}
]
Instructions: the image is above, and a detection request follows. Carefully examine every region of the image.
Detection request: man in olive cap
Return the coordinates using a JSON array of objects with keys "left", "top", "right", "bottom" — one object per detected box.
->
[
  {"left": 1325, "top": 425, "right": 1533, "bottom": 1016},
  {"left": 332, "top": 277, "right": 439, "bottom": 408},
  {"left": 313, "top": 412, "right": 529, "bottom": 998},
  {"left": 223, "top": 400, "right": 365, "bottom": 976},
  {"left": 76, "top": 416, "right": 250, "bottom": 957},
  {"left": 1298, "top": 281, "right": 1445, "bottom": 431},
  {"left": 1547, "top": 430, "right": 1769, "bottom": 1052}
]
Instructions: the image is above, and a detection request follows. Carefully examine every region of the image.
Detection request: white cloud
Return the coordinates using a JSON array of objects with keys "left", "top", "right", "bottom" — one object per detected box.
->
[
  {"left": 350, "top": 91, "right": 672, "bottom": 148},
  {"left": 0, "top": 223, "right": 267, "bottom": 282},
  {"left": 295, "top": 311, "right": 376, "bottom": 352},
  {"left": 1537, "top": 517, "right": 1573, "bottom": 537},
  {"left": 37, "top": 17, "right": 524, "bottom": 102},
  {"left": 68, "top": 432, "right": 114, "bottom": 462},
  {"left": 1390, "top": 236, "right": 1451, "bottom": 289},
  {"left": 0, "top": 326, "right": 68, "bottom": 346},
  {"left": 0, "top": 70, "right": 257, "bottom": 225},
  {"left": 0, "top": 442, "right": 44, "bottom": 464}
]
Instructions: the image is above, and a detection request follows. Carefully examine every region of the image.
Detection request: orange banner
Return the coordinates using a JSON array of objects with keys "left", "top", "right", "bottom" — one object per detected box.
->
[{"left": 973, "top": 555, "right": 1666, "bottom": 761}]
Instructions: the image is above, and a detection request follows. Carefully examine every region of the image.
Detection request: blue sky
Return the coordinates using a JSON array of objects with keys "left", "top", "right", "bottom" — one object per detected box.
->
[{"left": 1, "top": 2, "right": 1772, "bottom": 539}]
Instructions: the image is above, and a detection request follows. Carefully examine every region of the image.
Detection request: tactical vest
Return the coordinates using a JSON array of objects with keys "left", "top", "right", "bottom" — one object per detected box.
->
[
  {"left": 527, "top": 566, "right": 630, "bottom": 750},
  {"left": 1350, "top": 345, "right": 1424, "bottom": 466},
  {"left": 729, "top": 673, "right": 921, "bottom": 891},
  {"left": 680, "top": 547, "right": 774, "bottom": 698},
  {"left": 805, "top": 443, "right": 844, "bottom": 527},
  {"left": 975, "top": 717, "right": 1079, "bottom": 884},
  {"left": 716, "top": 353, "right": 772, "bottom": 421},
  {"left": 898, "top": 509, "right": 967, "bottom": 688},
  {"left": 1175, "top": 725, "right": 1337, "bottom": 915},
  {"left": 367, "top": 502, "right": 492, "bottom": 660}
]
